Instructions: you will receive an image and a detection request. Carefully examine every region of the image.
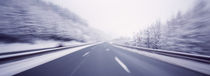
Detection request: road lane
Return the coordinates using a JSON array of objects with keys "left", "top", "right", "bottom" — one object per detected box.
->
[
  {"left": 15, "top": 43, "right": 208, "bottom": 76},
  {"left": 69, "top": 44, "right": 130, "bottom": 76},
  {"left": 15, "top": 44, "right": 96, "bottom": 76},
  {"left": 111, "top": 44, "right": 207, "bottom": 76}
]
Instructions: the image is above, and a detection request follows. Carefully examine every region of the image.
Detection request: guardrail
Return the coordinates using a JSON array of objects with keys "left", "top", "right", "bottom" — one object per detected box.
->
[
  {"left": 0, "top": 43, "right": 92, "bottom": 64},
  {"left": 114, "top": 43, "right": 210, "bottom": 64}
]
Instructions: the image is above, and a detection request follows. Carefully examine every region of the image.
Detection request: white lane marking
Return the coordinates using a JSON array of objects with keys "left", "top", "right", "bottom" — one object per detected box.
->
[
  {"left": 82, "top": 52, "right": 90, "bottom": 57},
  {"left": 106, "top": 48, "right": 110, "bottom": 51},
  {"left": 0, "top": 43, "right": 100, "bottom": 76},
  {"left": 113, "top": 45, "right": 210, "bottom": 75},
  {"left": 115, "top": 56, "right": 130, "bottom": 73}
]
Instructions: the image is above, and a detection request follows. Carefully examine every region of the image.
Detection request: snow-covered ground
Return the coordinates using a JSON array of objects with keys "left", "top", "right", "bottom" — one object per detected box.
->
[{"left": 0, "top": 40, "right": 85, "bottom": 54}]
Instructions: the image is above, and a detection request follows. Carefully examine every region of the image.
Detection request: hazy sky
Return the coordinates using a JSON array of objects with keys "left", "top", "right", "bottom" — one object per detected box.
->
[{"left": 45, "top": 0, "right": 196, "bottom": 37}]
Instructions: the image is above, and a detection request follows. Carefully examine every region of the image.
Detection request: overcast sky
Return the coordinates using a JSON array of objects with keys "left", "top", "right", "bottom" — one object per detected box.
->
[{"left": 44, "top": 0, "right": 196, "bottom": 37}]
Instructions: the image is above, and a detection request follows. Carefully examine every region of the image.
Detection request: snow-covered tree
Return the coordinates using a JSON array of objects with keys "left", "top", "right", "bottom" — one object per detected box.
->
[
  {"left": 0, "top": 0, "right": 104, "bottom": 43},
  {"left": 133, "top": 0, "right": 210, "bottom": 55}
]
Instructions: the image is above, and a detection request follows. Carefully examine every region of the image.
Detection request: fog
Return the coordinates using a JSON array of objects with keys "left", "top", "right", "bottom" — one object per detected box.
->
[{"left": 45, "top": 0, "right": 196, "bottom": 37}]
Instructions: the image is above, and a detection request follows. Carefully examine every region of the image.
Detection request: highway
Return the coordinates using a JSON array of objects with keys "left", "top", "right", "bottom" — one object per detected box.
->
[{"left": 15, "top": 43, "right": 208, "bottom": 76}]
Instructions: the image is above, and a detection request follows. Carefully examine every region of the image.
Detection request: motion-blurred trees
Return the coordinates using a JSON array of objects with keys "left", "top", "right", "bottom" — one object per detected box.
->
[{"left": 133, "top": 0, "right": 210, "bottom": 55}]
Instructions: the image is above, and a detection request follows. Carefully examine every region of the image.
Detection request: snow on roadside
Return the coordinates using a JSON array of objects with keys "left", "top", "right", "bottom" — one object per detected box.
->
[
  {"left": 0, "top": 40, "right": 85, "bottom": 54},
  {"left": 113, "top": 45, "right": 210, "bottom": 75}
]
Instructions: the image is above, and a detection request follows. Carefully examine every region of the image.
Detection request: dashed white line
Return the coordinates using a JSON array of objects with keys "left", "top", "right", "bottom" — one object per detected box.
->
[
  {"left": 91, "top": 47, "right": 94, "bottom": 49},
  {"left": 106, "top": 48, "right": 110, "bottom": 51},
  {"left": 82, "top": 52, "right": 90, "bottom": 57},
  {"left": 115, "top": 56, "right": 130, "bottom": 73}
]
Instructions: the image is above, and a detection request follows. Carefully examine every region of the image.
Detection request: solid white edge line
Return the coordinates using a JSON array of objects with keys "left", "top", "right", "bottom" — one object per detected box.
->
[
  {"left": 115, "top": 56, "right": 130, "bottom": 73},
  {"left": 113, "top": 45, "right": 210, "bottom": 75},
  {"left": 82, "top": 52, "right": 89, "bottom": 57},
  {"left": 0, "top": 42, "right": 101, "bottom": 76},
  {"left": 0, "top": 44, "right": 89, "bottom": 59}
]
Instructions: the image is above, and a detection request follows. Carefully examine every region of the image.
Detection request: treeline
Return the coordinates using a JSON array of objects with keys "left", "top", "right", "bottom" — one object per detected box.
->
[
  {"left": 132, "top": 0, "right": 210, "bottom": 55},
  {"left": 0, "top": 0, "right": 104, "bottom": 43}
]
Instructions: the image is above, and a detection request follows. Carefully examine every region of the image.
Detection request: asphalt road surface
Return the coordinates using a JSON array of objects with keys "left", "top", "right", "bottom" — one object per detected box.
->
[{"left": 15, "top": 43, "right": 208, "bottom": 76}]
